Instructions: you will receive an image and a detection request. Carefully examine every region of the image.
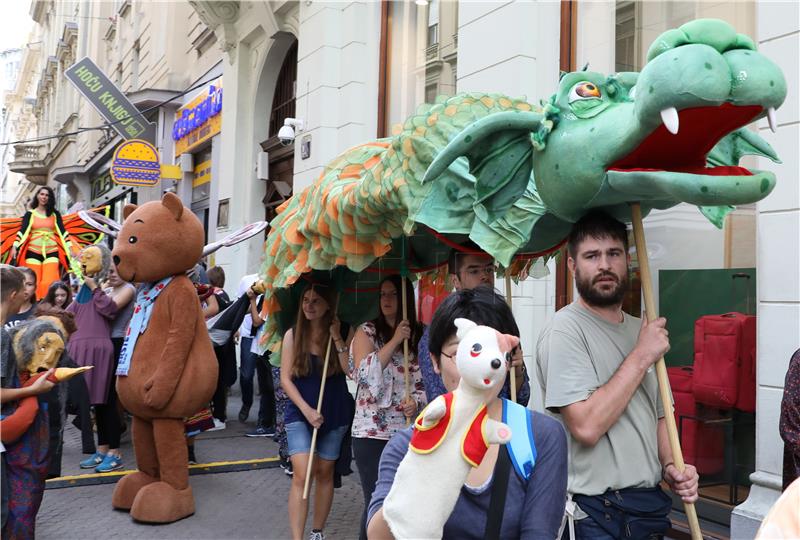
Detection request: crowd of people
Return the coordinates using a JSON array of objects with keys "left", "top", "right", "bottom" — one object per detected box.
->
[{"left": 1, "top": 195, "right": 798, "bottom": 539}]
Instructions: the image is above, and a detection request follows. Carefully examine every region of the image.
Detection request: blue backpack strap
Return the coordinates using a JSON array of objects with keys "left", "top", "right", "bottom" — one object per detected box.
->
[{"left": 502, "top": 399, "right": 537, "bottom": 481}]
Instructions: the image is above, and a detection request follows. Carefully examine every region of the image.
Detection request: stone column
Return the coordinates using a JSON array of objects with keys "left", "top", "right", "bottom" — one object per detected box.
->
[{"left": 731, "top": 2, "right": 800, "bottom": 537}]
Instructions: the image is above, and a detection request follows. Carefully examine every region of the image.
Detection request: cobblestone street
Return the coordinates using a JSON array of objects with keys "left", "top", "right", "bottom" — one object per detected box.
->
[{"left": 36, "top": 391, "right": 362, "bottom": 539}]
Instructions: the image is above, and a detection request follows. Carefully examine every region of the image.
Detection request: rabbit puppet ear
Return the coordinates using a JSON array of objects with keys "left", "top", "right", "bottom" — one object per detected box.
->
[{"left": 454, "top": 318, "right": 478, "bottom": 340}]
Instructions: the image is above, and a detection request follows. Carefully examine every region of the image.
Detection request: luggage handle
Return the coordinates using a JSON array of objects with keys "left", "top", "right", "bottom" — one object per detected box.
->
[{"left": 732, "top": 273, "right": 754, "bottom": 315}]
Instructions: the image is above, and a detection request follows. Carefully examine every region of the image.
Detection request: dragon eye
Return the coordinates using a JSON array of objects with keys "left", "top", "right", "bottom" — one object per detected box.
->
[
  {"left": 470, "top": 343, "right": 482, "bottom": 357},
  {"left": 568, "top": 81, "right": 602, "bottom": 103}
]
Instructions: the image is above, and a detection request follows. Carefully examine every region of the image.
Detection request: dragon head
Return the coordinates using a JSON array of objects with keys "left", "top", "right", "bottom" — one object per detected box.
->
[{"left": 536, "top": 18, "right": 786, "bottom": 224}]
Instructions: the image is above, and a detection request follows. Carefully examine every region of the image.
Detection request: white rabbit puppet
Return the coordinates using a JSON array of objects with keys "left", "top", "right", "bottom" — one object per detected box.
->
[{"left": 382, "top": 318, "right": 519, "bottom": 539}]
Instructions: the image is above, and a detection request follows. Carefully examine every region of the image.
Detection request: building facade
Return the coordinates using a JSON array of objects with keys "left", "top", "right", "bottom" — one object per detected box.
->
[
  {"left": 1, "top": 45, "right": 38, "bottom": 217},
  {"left": 2, "top": 0, "right": 796, "bottom": 533},
  {"left": 189, "top": 1, "right": 798, "bottom": 534},
  {"left": 8, "top": 0, "right": 227, "bottom": 226}
]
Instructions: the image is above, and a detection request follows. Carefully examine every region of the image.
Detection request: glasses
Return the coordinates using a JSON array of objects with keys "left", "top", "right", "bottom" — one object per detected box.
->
[{"left": 440, "top": 349, "right": 458, "bottom": 362}]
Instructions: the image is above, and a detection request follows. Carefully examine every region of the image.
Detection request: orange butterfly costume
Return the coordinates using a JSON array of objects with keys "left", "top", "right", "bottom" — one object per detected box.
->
[{"left": 1, "top": 206, "right": 108, "bottom": 299}]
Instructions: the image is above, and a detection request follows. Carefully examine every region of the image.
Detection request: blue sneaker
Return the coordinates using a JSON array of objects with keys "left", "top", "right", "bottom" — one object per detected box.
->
[
  {"left": 95, "top": 454, "right": 124, "bottom": 473},
  {"left": 80, "top": 452, "right": 106, "bottom": 469}
]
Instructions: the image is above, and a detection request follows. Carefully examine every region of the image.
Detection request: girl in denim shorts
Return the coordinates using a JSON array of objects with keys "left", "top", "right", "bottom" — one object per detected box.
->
[{"left": 280, "top": 284, "right": 352, "bottom": 540}]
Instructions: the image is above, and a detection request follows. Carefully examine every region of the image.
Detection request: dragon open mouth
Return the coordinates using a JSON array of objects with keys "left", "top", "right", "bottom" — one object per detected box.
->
[{"left": 609, "top": 103, "right": 763, "bottom": 176}]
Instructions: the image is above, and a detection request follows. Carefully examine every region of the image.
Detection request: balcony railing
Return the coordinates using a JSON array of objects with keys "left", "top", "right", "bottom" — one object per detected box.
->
[
  {"left": 13, "top": 144, "right": 45, "bottom": 161},
  {"left": 9, "top": 144, "right": 48, "bottom": 181},
  {"left": 425, "top": 43, "right": 439, "bottom": 62}
]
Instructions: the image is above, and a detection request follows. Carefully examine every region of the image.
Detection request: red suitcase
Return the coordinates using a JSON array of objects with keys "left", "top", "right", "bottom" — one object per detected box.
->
[
  {"left": 692, "top": 312, "right": 756, "bottom": 412},
  {"left": 668, "top": 366, "right": 724, "bottom": 475}
]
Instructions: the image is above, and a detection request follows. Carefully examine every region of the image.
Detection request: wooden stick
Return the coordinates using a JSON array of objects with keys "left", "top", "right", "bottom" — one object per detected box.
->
[
  {"left": 303, "top": 294, "right": 339, "bottom": 500},
  {"left": 630, "top": 203, "right": 702, "bottom": 540},
  {"left": 505, "top": 275, "right": 517, "bottom": 403},
  {"left": 401, "top": 277, "right": 411, "bottom": 425}
]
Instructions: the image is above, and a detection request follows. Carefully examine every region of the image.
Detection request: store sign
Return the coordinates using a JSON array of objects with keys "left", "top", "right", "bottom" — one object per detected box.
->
[
  {"left": 110, "top": 139, "right": 161, "bottom": 187},
  {"left": 91, "top": 171, "right": 115, "bottom": 201},
  {"left": 65, "top": 57, "right": 156, "bottom": 143},
  {"left": 173, "top": 79, "right": 223, "bottom": 156}
]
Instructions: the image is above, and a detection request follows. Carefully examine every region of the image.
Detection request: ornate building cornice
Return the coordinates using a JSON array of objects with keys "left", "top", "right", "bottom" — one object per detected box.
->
[{"left": 188, "top": 1, "right": 242, "bottom": 64}]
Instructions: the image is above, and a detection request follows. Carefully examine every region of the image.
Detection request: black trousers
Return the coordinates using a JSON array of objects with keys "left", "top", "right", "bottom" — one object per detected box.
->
[
  {"left": 67, "top": 373, "right": 96, "bottom": 454},
  {"left": 212, "top": 343, "right": 231, "bottom": 422},
  {"left": 352, "top": 437, "right": 388, "bottom": 540},
  {"left": 95, "top": 338, "right": 124, "bottom": 449}
]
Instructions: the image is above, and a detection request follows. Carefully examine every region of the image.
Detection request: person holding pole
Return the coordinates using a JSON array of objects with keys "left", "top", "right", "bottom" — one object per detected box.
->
[
  {"left": 535, "top": 210, "right": 699, "bottom": 539},
  {"left": 418, "top": 242, "right": 528, "bottom": 406},
  {"left": 281, "top": 284, "right": 351, "bottom": 540},
  {"left": 349, "top": 275, "right": 426, "bottom": 540}
]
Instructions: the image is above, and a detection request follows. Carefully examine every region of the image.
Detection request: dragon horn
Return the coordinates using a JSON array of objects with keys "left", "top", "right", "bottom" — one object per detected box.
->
[{"left": 422, "top": 110, "right": 545, "bottom": 183}]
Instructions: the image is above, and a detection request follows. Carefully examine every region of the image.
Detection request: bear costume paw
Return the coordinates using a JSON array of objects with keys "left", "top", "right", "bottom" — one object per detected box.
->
[
  {"left": 112, "top": 471, "right": 158, "bottom": 511},
  {"left": 130, "top": 482, "right": 195, "bottom": 523}
]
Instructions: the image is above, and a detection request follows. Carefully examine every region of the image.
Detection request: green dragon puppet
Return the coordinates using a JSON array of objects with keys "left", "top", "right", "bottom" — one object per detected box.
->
[{"left": 257, "top": 18, "right": 786, "bottom": 352}]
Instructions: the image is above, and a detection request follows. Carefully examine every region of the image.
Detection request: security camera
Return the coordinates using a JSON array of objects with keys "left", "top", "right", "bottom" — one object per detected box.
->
[{"left": 278, "top": 118, "right": 304, "bottom": 147}]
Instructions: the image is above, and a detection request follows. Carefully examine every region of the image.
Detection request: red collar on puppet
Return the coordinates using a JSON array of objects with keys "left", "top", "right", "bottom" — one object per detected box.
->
[{"left": 409, "top": 392, "right": 491, "bottom": 467}]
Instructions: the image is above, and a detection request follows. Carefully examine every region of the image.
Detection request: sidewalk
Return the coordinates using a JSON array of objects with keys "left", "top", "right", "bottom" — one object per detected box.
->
[{"left": 37, "top": 387, "right": 362, "bottom": 539}]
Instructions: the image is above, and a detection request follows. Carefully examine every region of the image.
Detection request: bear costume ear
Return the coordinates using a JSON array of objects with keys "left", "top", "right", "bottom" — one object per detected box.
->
[
  {"left": 162, "top": 192, "right": 184, "bottom": 220},
  {"left": 123, "top": 204, "right": 138, "bottom": 220}
]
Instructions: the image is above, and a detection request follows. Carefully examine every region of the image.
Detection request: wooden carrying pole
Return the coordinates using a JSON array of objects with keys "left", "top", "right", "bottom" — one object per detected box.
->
[
  {"left": 505, "top": 275, "right": 517, "bottom": 403},
  {"left": 401, "top": 277, "right": 411, "bottom": 425},
  {"left": 401, "top": 277, "right": 410, "bottom": 397},
  {"left": 303, "top": 295, "right": 339, "bottom": 500},
  {"left": 630, "top": 203, "right": 702, "bottom": 540}
]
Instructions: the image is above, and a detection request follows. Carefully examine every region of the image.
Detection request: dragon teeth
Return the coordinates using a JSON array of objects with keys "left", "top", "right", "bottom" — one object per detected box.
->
[
  {"left": 660, "top": 107, "right": 679, "bottom": 135},
  {"left": 767, "top": 107, "right": 777, "bottom": 133}
]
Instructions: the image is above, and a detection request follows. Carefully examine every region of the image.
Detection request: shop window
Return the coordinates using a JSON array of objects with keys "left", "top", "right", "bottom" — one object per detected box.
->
[{"left": 612, "top": 0, "right": 758, "bottom": 526}]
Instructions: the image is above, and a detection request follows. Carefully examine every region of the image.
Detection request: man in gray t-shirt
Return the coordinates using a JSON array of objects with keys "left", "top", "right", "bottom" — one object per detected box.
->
[{"left": 535, "top": 211, "right": 698, "bottom": 539}]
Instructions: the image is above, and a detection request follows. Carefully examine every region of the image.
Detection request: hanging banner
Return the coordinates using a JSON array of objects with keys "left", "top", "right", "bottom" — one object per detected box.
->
[{"left": 65, "top": 57, "right": 157, "bottom": 144}]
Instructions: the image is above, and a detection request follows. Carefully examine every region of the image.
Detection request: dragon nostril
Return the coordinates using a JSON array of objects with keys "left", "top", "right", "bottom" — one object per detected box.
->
[
  {"left": 491, "top": 359, "right": 501, "bottom": 369},
  {"left": 113, "top": 255, "right": 120, "bottom": 265}
]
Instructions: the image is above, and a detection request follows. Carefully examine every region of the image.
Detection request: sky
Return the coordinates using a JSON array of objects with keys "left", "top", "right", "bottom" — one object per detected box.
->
[{"left": 0, "top": 1, "right": 34, "bottom": 52}]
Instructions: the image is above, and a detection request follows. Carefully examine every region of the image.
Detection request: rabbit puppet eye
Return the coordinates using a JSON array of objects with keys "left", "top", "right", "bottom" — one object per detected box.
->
[{"left": 470, "top": 343, "right": 482, "bottom": 358}]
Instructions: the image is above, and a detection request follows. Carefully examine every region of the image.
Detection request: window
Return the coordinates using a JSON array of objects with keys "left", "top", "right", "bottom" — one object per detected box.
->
[
  {"left": 427, "top": 23, "right": 439, "bottom": 46},
  {"left": 380, "top": 0, "right": 457, "bottom": 136}
]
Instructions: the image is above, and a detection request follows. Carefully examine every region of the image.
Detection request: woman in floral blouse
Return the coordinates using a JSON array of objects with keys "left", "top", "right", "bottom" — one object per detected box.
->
[{"left": 349, "top": 274, "right": 426, "bottom": 540}]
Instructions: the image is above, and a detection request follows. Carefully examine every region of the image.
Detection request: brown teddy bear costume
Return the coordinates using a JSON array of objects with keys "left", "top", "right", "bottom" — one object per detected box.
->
[{"left": 110, "top": 193, "right": 217, "bottom": 523}]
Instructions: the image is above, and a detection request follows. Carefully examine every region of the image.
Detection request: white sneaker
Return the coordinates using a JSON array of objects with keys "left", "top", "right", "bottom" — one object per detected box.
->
[
  {"left": 308, "top": 531, "right": 324, "bottom": 540},
  {"left": 207, "top": 418, "right": 226, "bottom": 432}
]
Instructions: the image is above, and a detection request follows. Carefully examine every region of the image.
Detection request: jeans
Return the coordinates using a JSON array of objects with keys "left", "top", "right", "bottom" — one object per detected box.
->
[
  {"left": 285, "top": 422, "right": 348, "bottom": 461},
  {"left": 239, "top": 338, "right": 275, "bottom": 428},
  {"left": 562, "top": 515, "right": 617, "bottom": 540},
  {"left": 562, "top": 514, "right": 664, "bottom": 540},
  {"left": 352, "top": 438, "right": 388, "bottom": 540}
]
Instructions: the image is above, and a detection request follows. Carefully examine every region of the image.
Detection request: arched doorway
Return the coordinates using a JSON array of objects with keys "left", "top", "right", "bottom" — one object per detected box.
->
[{"left": 260, "top": 40, "right": 298, "bottom": 222}]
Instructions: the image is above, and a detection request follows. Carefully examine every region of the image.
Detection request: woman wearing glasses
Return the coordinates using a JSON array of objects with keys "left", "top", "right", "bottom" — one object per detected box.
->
[{"left": 349, "top": 275, "right": 426, "bottom": 540}]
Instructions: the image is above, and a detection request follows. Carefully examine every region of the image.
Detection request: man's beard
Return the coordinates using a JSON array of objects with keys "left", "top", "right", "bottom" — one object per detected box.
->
[{"left": 575, "top": 267, "right": 629, "bottom": 307}]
